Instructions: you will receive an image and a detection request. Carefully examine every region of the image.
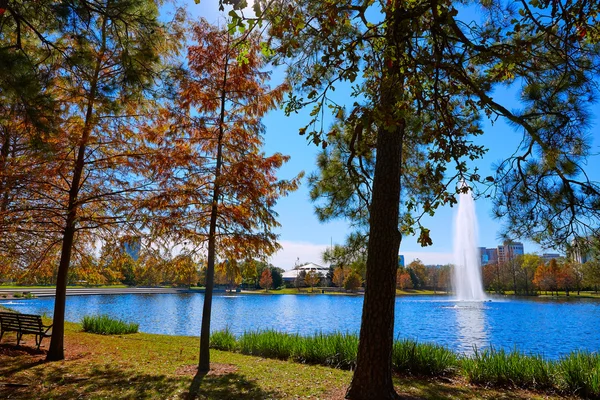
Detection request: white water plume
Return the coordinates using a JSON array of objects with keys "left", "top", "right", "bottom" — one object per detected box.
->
[{"left": 453, "top": 183, "right": 486, "bottom": 301}]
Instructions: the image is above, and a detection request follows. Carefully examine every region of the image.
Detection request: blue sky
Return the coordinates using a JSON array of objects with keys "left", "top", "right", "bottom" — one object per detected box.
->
[{"left": 185, "top": 0, "right": 600, "bottom": 270}]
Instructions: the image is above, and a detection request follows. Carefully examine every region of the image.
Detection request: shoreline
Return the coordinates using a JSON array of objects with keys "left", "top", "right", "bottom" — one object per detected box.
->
[{"left": 1, "top": 286, "right": 598, "bottom": 300}]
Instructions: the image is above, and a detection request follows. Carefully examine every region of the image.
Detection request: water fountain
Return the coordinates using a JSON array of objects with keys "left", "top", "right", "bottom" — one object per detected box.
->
[{"left": 453, "top": 183, "right": 486, "bottom": 301}]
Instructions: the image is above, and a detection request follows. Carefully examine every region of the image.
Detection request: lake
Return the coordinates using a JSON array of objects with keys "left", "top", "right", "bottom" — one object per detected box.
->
[{"left": 2, "top": 293, "right": 599, "bottom": 359}]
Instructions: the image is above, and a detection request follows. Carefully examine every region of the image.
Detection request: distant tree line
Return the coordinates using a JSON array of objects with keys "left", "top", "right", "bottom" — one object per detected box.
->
[
  {"left": 483, "top": 254, "right": 600, "bottom": 296},
  {"left": 0, "top": 237, "right": 285, "bottom": 291}
]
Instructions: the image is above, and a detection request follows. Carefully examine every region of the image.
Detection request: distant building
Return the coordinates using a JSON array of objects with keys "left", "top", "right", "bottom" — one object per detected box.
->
[
  {"left": 123, "top": 237, "right": 141, "bottom": 261},
  {"left": 479, "top": 247, "right": 499, "bottom": 266},
  {"left": 570, "top": 236, "right": 597, "bottom": 264},
  {"left": 541, "top": 253, "right": 561, "bottom": 263},
  {"left": 282, "top": 262, "right": 328, "bottom": 282},
  {"left": 497, "top": 241, "right": 524, "bottom": 263},
  {"left": 398, "top": 255, "right": 405, "bottom": 268}
]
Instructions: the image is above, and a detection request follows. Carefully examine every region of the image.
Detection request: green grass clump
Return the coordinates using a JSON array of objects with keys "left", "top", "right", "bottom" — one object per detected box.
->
[
  {"left": 555, "top": 351, "right": 600, "bottom": 398},
  {"left": 393, "top": 339, "right": 458, "bottom": 376},
  {"left": 213, "top": 330, "right": 359, "bottom": 369},
  {"left": 238, "top": 330, "right": 298, "bottom": 359},
  {"left": 293, "top": 332, "right": 358, "bottom": 369},
  {"left": 461, "top": 348, "right": 555, "bottom": 390},
  {"left": 208, "top": 329, "right": 600, "bottom": 399},
  {"left": 210, "top": 328, "right": 237, "bottom": 351},
  {"left": 82, "top": 314, "right": 139, "bottom": 335}
]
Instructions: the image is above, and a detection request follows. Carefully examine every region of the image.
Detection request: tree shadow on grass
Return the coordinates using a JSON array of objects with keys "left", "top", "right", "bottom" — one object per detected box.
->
[
  {"left": 186, "top": 370, "right": 280, "bottom": 400},
  {"left": 0, "top": 357, "right": 280, "bottom": 400},
  {"left": 394, "top": 377, "right": 554, "bottom": 400},
  {"left": 0, "top": 343, "right": 46, "bottom": 376}
]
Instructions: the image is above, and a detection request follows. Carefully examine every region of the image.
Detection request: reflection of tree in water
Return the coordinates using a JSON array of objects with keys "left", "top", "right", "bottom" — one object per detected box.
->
[{"left": 454, "top": 302, "right": 488, "bottom": 355}]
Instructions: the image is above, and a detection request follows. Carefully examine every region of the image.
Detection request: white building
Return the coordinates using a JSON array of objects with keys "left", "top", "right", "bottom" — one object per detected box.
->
[{"left": 282, "top": 262, "right": 329, "bottom": 282}]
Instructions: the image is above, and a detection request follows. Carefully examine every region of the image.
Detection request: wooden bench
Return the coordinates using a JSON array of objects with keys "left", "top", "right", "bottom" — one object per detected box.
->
[{"left": 0, "top": 312, "right": 52, "bottom": 349}]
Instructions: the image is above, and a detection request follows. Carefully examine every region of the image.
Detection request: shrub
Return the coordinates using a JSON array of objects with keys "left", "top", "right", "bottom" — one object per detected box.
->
[
  {"left": 343, "top": 271, "right": 362, "bottom": 291},
  {"left": 555, "top": 351, "right": 600, "bottom": 398},
  {"left": 293, "top": 332, "right": 358, "bottom": 369},
  {"left": 82, "top": 314, "right": 139, "bottom": 335},
  {"left": 461, "top": 347, "right": 554, "bottom": 390},
  {"left": 392, "top": 339, "right": 458, "bottom": 376},
  {"left": 210, "top": 328, "right": 237, "bottom": 351},
  {"left": 259, "top": 269, "right": 273, "bottom": 291},
  {"left": 238, "top": 330, "right": 297, "bottom": 359}
]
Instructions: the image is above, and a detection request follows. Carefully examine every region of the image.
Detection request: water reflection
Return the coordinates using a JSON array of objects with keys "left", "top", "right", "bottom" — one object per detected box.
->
[{"left": 453, "top": 301, "right": 488, "bottom": 354}]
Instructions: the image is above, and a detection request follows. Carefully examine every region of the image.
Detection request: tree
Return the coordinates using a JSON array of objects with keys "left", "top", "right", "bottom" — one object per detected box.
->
[
  {"left": 520, "top": 254, "right": 542, "bottom": 295},
  {"left": 533, "top": 259, "right": 562, "bottom": 295},
  {"left": 259, "top": 268, "right": 273, "bottom": 291},
  {"left": 146, "top": 20, "right": 302, "bottom": 374},
  {"left": 344, "top": 271, "right": 362, "bottom": 292},
  {"left": 507, "top": 256, "right": 522, "bottom": 294},
  {"left": 583, "top": 260, "right": 600, "bottom": 293},
  {"left": 321, "top": 234, "right": 368, "bottom": 280},
  {"left": 304, "top": 270, "right": 321, "bottom": 292},
  {"left": 333, "top": 266, "right": 349, "bottom": 289},
  {"left": 396, "top": 270, "right": 413, "bottom": 291},
  {"left": 34, "top": 1, "right": 177, "bottom": 361},
  {"left": 295, "top": 269, "right": 306, "bottom": 290},
  {"left": 0, "top": 4, "right": 65, "bottom": 289},
  {"left": 171, "top": 254, "right": 199, "bottom": 287},
  {"left": 426, "top": 266, "right": 440, "bottom": 293},
  {"left": 438, "top": 265, "right": 451, "bottom": 293},
  {"left": 215, "top": 260, "right": 242, "bottom": 291},
  {"left": 240, "top": 259, "right": 258, "bottom": 288},
  {"left": 233, "top": 0, "right": 600, "bottom": 397},
  {"left": 570, "top": 262, "right": 585, "bottom": 295},
  {"left": 270, "top": 267, "right": 284, "bottom": 289},
  {"left": 407, "top": 260, "right": 428, "bottom": 289}
]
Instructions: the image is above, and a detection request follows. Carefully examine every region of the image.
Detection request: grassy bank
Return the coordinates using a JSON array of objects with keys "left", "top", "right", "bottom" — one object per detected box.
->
[
  {"left": 0, "top": 322, "right": 576, "bottom": 400},
  {"left": 211, "top": 330, "right": 599, "bottom": 399}
]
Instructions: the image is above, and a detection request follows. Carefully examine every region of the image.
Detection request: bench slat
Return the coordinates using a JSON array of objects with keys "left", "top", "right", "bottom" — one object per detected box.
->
[{"left": 0, "top": 311, "right": 52, "bottom": 349}]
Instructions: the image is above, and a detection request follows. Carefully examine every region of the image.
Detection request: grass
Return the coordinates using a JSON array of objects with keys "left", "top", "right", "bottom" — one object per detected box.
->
[
  {"left": 210, "top": 327, "right": 237, "bottom": 351},
  {"left": 211, "top": 330, "right": 600, "bottom": 399},
  {"left": 392, "top": 339, "right": 458, "bottom": 376},
  {"left": 461, "top": 348, "right": 555, "bottom": 390},
  {"left": 81, "top": 314, "right": 139, "bottom": 335},
  {"left": 0, "top": 322, "right": 571, "bottom": 400},
  {"left": 556, "top": 351, "right": 600, "bottom": 398}
]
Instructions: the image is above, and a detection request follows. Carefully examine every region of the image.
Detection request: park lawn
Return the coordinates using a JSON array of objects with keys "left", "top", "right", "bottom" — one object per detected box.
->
[
  {"left": 0, "top": 322, "right": 574, "bottom": 400},
  {"left": 495, "top": 290, "right": 600, "bottom": 299},
  {"left": 538, "top": 290, "right": 600, "bottom": 299}
]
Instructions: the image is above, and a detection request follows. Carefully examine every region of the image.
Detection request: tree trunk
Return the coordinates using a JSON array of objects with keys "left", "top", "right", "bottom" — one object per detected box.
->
[
  {"left": 346, "top": 121, "right": 404, "bottom": 400},
  {"left": 46, "top": 217, "right": 75, "bottom": 360}
]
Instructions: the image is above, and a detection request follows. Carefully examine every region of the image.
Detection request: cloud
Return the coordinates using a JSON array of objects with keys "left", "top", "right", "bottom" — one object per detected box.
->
[{"left": 269, "top": 240, "right": 454, "bottom": 271}]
